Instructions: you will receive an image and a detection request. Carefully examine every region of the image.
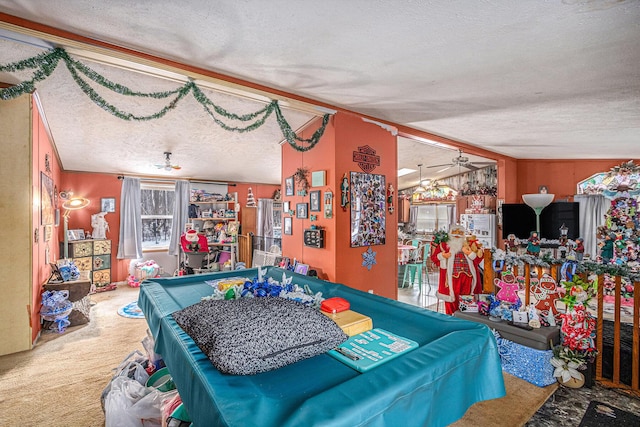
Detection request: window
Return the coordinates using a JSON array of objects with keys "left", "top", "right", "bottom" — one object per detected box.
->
[{"left": 141, "top": 183, "right": 175, "bottom": 250}]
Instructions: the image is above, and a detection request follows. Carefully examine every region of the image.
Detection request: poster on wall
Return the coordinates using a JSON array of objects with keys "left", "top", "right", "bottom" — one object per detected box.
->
[
  {"left": 40, "top": 172, "right": 54, "bottom": 225},
  {"left": 350, "top": 172, "right": 386, "bottom": 247}
]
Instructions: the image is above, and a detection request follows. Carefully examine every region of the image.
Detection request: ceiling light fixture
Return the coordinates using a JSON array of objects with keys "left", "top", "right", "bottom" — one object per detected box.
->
[{"left": 413, "top": 164, "right": 427, "bottom": 196}]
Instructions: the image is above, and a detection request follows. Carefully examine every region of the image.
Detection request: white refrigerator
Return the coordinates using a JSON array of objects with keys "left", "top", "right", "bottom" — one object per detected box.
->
[{"left": 459, "top": 214, "right": 497, "bottom": 249}]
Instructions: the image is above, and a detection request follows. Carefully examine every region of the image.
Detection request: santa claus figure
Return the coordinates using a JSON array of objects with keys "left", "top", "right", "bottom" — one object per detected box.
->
[{"left": 430, "top": 225, "right": 484, "bottom": 315}]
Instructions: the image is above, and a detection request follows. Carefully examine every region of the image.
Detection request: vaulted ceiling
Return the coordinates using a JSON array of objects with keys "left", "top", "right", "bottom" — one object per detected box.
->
[{"left": 1, "top": 1, "right": 638, "bottom": 190}]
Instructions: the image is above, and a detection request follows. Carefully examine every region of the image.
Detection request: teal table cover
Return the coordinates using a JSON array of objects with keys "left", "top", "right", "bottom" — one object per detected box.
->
[{"left": 139, "top": 267, "right": 505, "bottom": 427}]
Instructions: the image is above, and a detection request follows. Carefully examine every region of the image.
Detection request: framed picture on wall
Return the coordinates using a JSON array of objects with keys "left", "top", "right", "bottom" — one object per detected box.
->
[
  {"left": 284, "top": 217, "right": 292, "bottom": 235},
  {"left": 101, "top": 197, "right": 116, "bottom": 213},
  {"left": 40, "top": 172, "right": 54, "bottom": 225},
  {"left": 285, "top": 177, "right": 295, "bottom": 196},
  {"left": 296, "top": 203, "right": 308, "bottom": 219},
  {"left": 309, "top": 190, "right": 321, "bottom": 212}
]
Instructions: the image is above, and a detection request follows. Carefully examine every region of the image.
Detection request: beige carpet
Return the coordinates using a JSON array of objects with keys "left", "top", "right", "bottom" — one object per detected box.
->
[
  {"left": 0, "top": 285, "right": 556, "bottom": 426},
  {"left": 0, "top": 285, "right": 148, "bottom": 427}
]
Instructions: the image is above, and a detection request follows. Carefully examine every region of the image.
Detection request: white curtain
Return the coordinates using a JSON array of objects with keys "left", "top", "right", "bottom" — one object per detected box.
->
[
  {"left": 257, "top": 198, "right": 274, "bottom": 237},
  {"left": 168, "top": 180, "right": 190, "bottom": 255},
  {"left": 409, "top": 205, "right": 418, "bottom": 229},
  {"left": 575, "top": 194, "right": 608, "bottom": 258},
  {"left": 117, "top": 177, "right": 143, "bottom": 259}
]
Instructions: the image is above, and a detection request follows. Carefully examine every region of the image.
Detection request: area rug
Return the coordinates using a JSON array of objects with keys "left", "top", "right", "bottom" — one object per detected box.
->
[
  {"left": 579, "top": 400, "right": 640, "bottom": 426},
  {"left": 117, "top": 301, "right": 145, "bottom": 319}
]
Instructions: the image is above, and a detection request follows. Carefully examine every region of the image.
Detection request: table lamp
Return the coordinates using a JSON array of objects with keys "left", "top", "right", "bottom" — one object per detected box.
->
[
  {"left": 522, "top": 193, "right": 554, "bottom": 236},
  {"left": 62, "top": 197, "right": 90, "bottom": 259}
]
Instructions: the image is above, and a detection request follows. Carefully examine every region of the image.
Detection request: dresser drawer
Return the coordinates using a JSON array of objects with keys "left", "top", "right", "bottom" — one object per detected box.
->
[
  {"left": 69, "top": 240, "right": 93, "bottom": 258},
  {"left": 73, "top": 256, "right": 93, "bottom": 271},
  {"left": 93, "top": 254, "right": 111, "bottom": 270},
  {"left": 92, "top": 269, "right": 111, "bottom": 286},
  {"left": 93, "top": 239, "right": 111, "bottom": 255}
]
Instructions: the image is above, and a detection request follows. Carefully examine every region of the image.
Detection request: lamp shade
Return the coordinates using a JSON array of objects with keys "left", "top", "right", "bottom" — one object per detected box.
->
[
  {"left": 62, "top": 197, "right": 90, "bottom": 210},
  {"left": 522, "top": 193, "right": 554, "bottom": 209}
]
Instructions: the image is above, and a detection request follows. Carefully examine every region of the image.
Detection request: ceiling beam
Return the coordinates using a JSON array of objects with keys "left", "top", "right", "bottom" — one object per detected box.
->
[{"left": 0, "top": 12, "right": 513, "bottom": 163}]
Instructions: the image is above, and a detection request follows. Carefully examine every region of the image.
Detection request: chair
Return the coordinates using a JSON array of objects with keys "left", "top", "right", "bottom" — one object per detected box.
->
[
  {"left": 401, "top": 244, "right": 428, "bottom": 293},
  {"left": 180, "top": 230, "right": 210, "bottom": 273}
]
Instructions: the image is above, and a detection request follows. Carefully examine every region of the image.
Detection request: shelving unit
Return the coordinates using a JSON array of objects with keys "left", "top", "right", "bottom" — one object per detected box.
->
[
  {"left": 63, "top": 239, "right": 112, "bottom": 290},
  {"left": 187, "top": 191, "right": 239, "bottom": 269}
]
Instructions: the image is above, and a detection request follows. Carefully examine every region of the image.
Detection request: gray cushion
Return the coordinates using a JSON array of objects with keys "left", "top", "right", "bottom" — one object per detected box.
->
[
  {"left": 453, "top": 311, "right": 560, "bottom": 350},
  {"left": 172, "top": 297, "right": 348, "bottom": 375}
]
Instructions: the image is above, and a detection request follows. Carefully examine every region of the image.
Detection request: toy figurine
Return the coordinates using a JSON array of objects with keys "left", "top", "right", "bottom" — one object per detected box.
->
[
  {"left": 505, "top": 233, "right": 519, "bottom": 253},
  {"left": 599, "top": 233, "right": 615, "bottom": 264},
  {"left": 91, "top": 211, "right": 109, "bottom": 239},
  {"left": 340, "top": 173, "right": 350, "bottom": 211},
  {"left": 574, "top": 237, "right": 585, "bottom": 261},
  {"left": 431, "top": 225, "right": 483, "bottom": 315},
  {"left": 526, "top": 231, "right": 541, "bottom": 257}
]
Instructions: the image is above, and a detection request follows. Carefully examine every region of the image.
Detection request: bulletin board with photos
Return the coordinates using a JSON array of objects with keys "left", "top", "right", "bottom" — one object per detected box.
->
[{"left": 350, "top": 172, "right": 386, "bottom": 247}]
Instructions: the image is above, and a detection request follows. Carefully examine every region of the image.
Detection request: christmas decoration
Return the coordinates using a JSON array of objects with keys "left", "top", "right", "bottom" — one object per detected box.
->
[
  {"left": 0, "top": 47, "right": 331, "bottom": 152},
  {"left": 494, "top": 278, "right": 520, "bottom": 304},
  {"left": 246, "top": 187, "right": 256, "bottom": 207},
  {"left": 362, "top": 247, "right": 377, "bottom": 271},
  {"left": 530, "top": 273, "right": 563, "bottom": 321},
  {"left": 340, "top": 173, "right": 349, "bottom": 211},
  {"left": 489, "top": 249, "right": 640, "bottom": 282}
]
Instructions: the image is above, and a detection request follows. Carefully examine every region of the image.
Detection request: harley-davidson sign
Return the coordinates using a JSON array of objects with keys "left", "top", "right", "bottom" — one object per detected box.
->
[{"left": 353, "top": 145, "right": 380, "bottom": 172}]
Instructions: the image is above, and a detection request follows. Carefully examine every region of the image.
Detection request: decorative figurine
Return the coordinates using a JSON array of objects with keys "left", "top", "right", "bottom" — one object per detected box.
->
[
  {"left": 430, "top": 225, "right": 483, "bottom": 315},
  {"left": 91, "top": 212, "right": 109, "bottom": 239},
  {"left": 340, "top": 173, "right": 350, "bottom": 211},
  {"left": 246, "top": 187, "right": 256, "bottom": 207},
  {"left": 505, "top": 233, "right": 519, "bottom": 253},
  {"left": 574, "top": 237, "right": 585, "bottom": 261},
  {"left": 599, "top": 233, "right": 615, "bottom": 264},
  {"left": 526, "top": 231, "right": 541, "bottom": 257}
]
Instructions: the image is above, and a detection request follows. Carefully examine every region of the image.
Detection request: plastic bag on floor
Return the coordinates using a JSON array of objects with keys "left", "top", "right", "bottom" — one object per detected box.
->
[
  {"left": 129, "top": 389, "right": 178, "bottom": 427},
  {"left": 101, "top": 350, "right": 150, "bottom": 411},
  {"left": 104, "top": 376, "right": 149, "bottom": 427}
]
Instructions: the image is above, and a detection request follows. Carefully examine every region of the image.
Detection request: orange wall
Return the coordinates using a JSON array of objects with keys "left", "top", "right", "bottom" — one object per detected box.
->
[
  {"left": 232, "top": 182, "right": 280, "bottom": 223},
  {"left": 514, "top": 159, "right": 640, "bottom": 201},
  {"left": 53, "top": 175, "right": 280, "bottom": 283},
  {"left": 32, "top": 101, "right": 62, "bottom": 342},
  {"left": 59, "top": 172, "right": 127, "bottom": 281},
  {"left": 334, "top": 113, "right": 398, "bottom": 298},
  {"left": 281, "top": 116, "right": 337, "bottom": 279},
  {"left": 281, "top": 112, "right": 398, "bottom": 299}
]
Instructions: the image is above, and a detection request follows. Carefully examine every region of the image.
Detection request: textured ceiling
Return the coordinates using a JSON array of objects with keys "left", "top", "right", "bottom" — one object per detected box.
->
[{"left": 0, "top": 0, "right": 639, "bottom": 189}]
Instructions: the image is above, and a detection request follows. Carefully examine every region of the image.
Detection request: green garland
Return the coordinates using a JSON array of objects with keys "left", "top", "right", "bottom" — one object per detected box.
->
[
  {"left": 490, "top": 249, "right": 640, "bottom": 282},
  {"left": 0, "top": 47, "right": 331, "bottom": 152}
]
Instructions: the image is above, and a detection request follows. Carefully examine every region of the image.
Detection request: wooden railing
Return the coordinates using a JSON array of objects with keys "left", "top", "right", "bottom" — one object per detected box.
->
[
  {"left": 237, "top": 234, "right": 253, "bottom": 267},
  {"left": 482, "top": 249, "right": 640, "bottom": 395}
]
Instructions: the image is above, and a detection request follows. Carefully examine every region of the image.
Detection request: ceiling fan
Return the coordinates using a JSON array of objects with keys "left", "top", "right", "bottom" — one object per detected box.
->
[
  {"left": 155, "top": 151, "right": 181, "bottom": 171},
  {"left": 426, "top": 149, "right": 494, "bottom": 173}
]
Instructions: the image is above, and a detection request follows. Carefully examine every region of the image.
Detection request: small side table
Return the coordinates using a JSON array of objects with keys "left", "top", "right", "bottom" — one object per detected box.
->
[{"left": 43, "top": 279, "right": 92, "bottom": 325}]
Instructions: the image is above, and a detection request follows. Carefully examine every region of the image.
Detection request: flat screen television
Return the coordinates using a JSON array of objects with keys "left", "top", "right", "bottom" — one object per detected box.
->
[{"left": 502, "top": 202, "right": 580, "bottom": 240}]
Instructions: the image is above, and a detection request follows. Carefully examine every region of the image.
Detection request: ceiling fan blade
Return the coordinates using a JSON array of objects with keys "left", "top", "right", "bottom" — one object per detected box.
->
[
  {"left": 460, "top": 164, "right": 479, "bottom": 171},
  {"left": 437, "top": 165, "right": 453, "bottom": 173},
  {"left": 426, "top": 163, "right": 452, "bottom": 168},
  {"left": 171, "top": 165, "right": 182, "bottom": 170}
]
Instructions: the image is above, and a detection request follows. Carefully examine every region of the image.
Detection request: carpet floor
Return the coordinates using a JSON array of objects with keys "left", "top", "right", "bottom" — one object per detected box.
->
[{"left": 1, "top": 284, "right": 556, "bottom": 426}]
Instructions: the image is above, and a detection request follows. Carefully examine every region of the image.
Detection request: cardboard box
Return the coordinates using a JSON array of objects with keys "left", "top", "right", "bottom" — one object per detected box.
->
[{"left": 322, "top": 310, "right": 373, "bottom": 336}]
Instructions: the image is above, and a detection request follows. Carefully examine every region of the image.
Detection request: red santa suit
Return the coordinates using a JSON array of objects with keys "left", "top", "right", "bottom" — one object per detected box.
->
[{"left": 430, "top": 227, "right": 483, "bottom": 315}]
